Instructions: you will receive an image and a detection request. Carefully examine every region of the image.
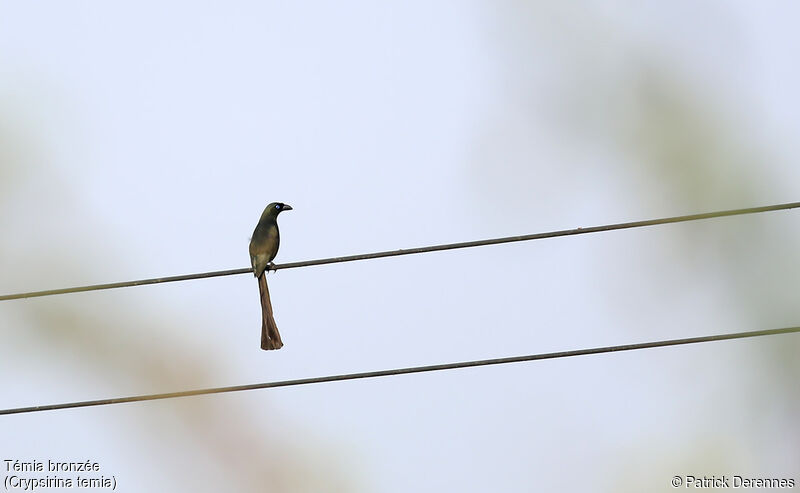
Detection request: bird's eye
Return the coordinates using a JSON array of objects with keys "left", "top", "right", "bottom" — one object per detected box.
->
[{"left": 275, "top": 204, "right": 280, "bottom": 209}]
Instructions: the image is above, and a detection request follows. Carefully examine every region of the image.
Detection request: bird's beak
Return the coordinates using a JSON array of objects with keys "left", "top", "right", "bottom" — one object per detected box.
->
[{"left": 282, "top": 204, "right": 293, "bottom": 211}]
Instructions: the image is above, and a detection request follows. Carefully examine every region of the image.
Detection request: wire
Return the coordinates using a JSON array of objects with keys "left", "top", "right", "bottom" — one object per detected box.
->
[
  {"left": 1, "top": 326, "right": 797, "bottom": 416},
  {"left": 2, "top": 201, "right": 799, "bottom": 302}
]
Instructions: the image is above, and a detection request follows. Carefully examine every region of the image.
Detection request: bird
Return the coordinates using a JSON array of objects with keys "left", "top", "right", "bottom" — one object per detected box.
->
[{"left": 249, "top": 202, "right": 292, "bottom": 350}]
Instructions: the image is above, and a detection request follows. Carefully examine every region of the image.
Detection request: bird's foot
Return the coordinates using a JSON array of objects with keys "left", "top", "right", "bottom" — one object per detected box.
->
[{"left": 267, "top": 261, "right": 276, "bottom": 273}]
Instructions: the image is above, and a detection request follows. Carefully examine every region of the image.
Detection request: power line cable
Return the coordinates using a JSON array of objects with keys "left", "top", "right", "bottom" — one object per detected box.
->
[
  {"left": 2, "top": 326, "right": 797, "bottom": 416},
  {"left": 2, "top": 201, "right": 799, "bottom": 302}
]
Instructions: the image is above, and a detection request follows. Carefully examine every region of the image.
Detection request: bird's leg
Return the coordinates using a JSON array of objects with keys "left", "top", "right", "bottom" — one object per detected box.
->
[{"left": 267, "top": 261, "right": 276, "bottom": 273}]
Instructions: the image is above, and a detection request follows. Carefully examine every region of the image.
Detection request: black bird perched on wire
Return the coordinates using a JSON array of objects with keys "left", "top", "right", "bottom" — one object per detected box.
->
[{"left": 249, "top": 202, "right": 292, "bottom": 350}]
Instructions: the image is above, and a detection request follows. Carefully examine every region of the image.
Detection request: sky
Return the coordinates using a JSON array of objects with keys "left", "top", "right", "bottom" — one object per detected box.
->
[{"left": 1, "top": 1, "right": 799, "bottom": 492}]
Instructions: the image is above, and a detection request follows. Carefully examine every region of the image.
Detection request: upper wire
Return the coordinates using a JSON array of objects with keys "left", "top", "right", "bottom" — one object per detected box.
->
[{"left": 1, "top": 200, "right": 799, "bottom": 302}]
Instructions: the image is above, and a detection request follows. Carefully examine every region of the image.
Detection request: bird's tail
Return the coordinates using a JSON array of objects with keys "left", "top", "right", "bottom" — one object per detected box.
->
[{"left": 258, "top": 273, "right": 284, "bottom": 350}]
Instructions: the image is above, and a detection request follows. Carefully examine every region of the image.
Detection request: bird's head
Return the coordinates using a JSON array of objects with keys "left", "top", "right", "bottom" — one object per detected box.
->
[{"left": 262, "top": 202, "right": 293, "bottom": 219}]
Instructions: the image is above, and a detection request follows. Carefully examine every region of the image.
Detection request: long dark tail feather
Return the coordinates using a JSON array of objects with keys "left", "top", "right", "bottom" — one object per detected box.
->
[{"left": 258, "top": 273, "right": 284, "bottom": 350}]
